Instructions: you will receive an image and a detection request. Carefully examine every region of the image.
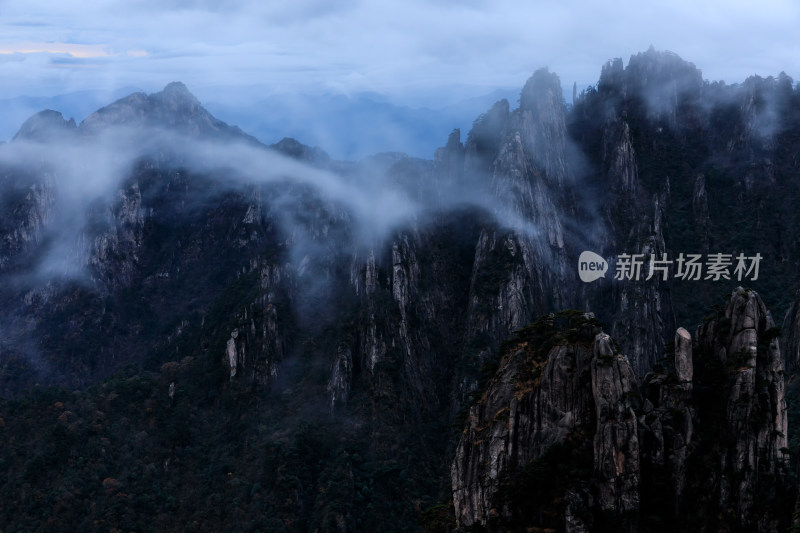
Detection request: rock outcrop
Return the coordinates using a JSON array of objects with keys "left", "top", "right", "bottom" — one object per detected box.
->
[
  {"left": 0, "top": 169, "right": 55, "bottom": 272},
  {"left": 591, "top": 333, "right": 640, "bottom": 516},
  {"left": 693, "top": 287, "right": 789, "bottom": 531},
  {"left": 451, "top": 288, "right": 792, "bottom": 532},
  {"left": 781, "top": 290, "right": 800, "bottom": 373},
  {"left": 451, "top": 312, "right": 638, "bottom": 529}
]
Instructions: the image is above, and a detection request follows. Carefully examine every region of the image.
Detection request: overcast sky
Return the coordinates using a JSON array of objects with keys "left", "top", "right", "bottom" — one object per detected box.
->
[{"left": 1, "top": 0, "right": 799, "bottom": 106}]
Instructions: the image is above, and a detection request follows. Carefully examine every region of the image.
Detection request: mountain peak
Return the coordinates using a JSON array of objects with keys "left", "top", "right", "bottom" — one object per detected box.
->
[
  {"left": 626, "top": 47, "right": 701, "bottom": 82},
  {"left": 78, "top": 82, "right": 257, "bottom": 142},
  {"left": 13, "top": 109, "right": 77, "bottom": 142},
  {"left": 520, "top": 68, "right": 563, "bottom": 111},
  {"left": 162, "top": 81, "right": 192, "bottom": 96},
  {"left": 597, "top": 48, "right": 702, "bottom": 92},
  {"left": 155, "top": 81, "right": 201, "bottom": 108}
]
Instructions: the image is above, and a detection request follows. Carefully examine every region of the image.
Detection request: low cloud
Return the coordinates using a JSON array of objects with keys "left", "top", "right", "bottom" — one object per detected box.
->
[
  {"left": 0, "top": 42, "right": 112, "bottom": 58},
  {"left": 2, "top": 1, "right": 799, "bottom": 104},
  {"left": 0, "top": 113, "right": 565, "bottom": 290}
]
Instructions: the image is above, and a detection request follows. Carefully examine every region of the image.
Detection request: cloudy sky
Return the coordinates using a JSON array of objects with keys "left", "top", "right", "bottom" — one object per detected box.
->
[{"left": 1, "top": 0, "right": 799, "bottom": 106}]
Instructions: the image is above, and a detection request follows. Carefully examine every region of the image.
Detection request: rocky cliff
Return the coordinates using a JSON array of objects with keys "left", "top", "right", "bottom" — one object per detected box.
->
[{"left": 451, "top": 288, "right": 793, "bottom": 532}]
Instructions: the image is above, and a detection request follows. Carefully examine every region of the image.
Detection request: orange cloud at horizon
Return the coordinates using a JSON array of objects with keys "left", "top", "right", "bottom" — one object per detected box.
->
[{"left": 0, "top": 42, "right": 148, "bottom": 59}]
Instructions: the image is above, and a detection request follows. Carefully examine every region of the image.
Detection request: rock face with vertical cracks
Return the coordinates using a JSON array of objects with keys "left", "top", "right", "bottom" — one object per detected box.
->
[
  {"left": 451, "top": 312, "right": 640, "bottom": 530},
  {"left": 781, "top": 289, "right": 800, "bottom": 373},
  {"left": 454, "top": 68, "right": 580, "bottom": 411},
  {"left": 591, "top": 332, "right": 640, "bottom": 516},
  {"left": 451, "top": 288, "right": 793, "bottom": 532},
  {"left": 693, "top": 287, "right": 789, "bottom": 532}
]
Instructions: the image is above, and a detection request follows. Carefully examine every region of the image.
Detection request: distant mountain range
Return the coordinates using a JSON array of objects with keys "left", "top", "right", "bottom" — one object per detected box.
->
[{"left": 0, "top": 87, "right": 520, "bottom": 159}]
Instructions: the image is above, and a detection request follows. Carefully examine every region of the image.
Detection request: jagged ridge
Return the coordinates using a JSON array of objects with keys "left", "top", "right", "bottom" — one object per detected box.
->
[{"left": 451, "top": 288, "right": 792, "bottom": 532}]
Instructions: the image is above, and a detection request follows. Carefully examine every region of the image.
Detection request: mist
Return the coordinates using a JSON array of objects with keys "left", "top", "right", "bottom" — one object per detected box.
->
[
  {"left": 3, "top": 50, "right": 795, "bottom": 299},
  {"left": 0, "top": 120, "right": 545, "bottom": 291}
]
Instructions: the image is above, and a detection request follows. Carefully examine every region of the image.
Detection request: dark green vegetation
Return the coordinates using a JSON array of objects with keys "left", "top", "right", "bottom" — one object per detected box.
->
[
  {"left": 0, "top": 360, "right": 440, "bottom": 532},
  {"left": 0, "top": 262, "right": 478, "bottom": 533},
  {"left": 0, "top": 165, "right": 485, "bottom": 531}
]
